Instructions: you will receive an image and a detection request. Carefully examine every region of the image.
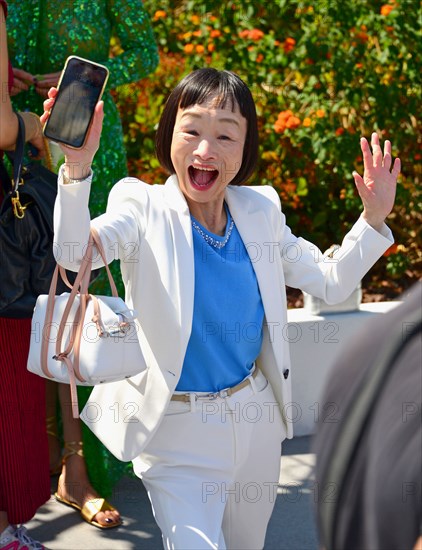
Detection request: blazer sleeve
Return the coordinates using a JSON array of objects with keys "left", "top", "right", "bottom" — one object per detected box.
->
[
  {"left": 53, "top": 167, "right": 146, "bottom": 271},
  {"left": 263, "top": 186, "right": 394, "bottom": 304}
]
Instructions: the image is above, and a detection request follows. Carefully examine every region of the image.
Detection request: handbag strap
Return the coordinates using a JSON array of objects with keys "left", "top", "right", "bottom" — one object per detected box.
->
[
  {"left": 0, "top": 113, "right": 24, "bottom": 195},
  {"left": 40, "top": 227, "right": 120, "bottom": 418},
  {"left": 66, "top": 229, "right": 121, "bottom": 383},
  {"left": 11, "top": 113, "right": 25, "bottom": 193},
  {"left": 3, "top": 113, "right": 53, "bottom": 219},
  {"left": 55, "top": 228, "right": 119, "bottom": 357},
  {"left": 91, "top": 227, "right": 119, "bottom": 297}
]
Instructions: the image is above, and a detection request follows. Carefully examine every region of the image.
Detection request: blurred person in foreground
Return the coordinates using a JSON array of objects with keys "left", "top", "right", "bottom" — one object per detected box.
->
[{"left": 313, "top": 281, "right": 421, "bottom": 550}]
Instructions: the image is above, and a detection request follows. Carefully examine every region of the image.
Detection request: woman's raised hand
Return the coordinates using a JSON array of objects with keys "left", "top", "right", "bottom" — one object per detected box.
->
[
  {"left": 353, "top": 133, "right": 400, "bottom": 232},
  {"left": 40, "top": 87, "right": 104, "bottom": 180}
]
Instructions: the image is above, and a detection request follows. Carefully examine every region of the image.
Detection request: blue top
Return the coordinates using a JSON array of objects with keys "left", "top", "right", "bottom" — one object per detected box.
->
[{"left": 176, "top": 205, "right": 265, "bottom": 392}]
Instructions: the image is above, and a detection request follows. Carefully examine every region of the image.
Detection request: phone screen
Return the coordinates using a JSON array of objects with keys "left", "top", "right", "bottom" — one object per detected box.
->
[{"left": 43, "top": 56, "right": 109, "bottom": 148}]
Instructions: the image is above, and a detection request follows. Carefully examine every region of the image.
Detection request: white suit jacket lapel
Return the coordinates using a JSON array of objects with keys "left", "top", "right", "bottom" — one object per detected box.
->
[
  {"left": 163, "top": 176, "right": 195, "bottom": 343},
  {"left": 225, "top": 186, "right": 286, "bottom": 336}
]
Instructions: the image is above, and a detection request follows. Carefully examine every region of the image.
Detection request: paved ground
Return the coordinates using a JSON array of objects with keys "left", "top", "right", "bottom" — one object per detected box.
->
[{"left": 27, "top": 436, "right": 318, "bottom": 550}]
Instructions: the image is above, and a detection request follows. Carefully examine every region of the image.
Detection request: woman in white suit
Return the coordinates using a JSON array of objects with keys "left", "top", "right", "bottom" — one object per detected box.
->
[{"left": 42, "top": 68, "right": 400, "bottom": 550}]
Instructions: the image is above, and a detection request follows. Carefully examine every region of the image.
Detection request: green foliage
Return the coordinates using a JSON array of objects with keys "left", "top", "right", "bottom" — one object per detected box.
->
[
  {"left": 112, "top": 0, "right": 421, "bottom": 283},
  {"left": 386, "top": 250, "right": 410, "bottom": 277}
]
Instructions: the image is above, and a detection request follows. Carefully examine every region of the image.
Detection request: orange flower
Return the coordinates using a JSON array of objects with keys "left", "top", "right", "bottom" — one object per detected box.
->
[
  {"left": 303, "top": 117, "right": 312, "bottom": 127},
  {"left": 383, "top": 243, "right": 398, "bottom": 257},
  {"left": 335, "top": 127, "right": 345, "bottom": 136},
  {"left": 196, "top": 45, "right": 205, "bottom": 54},
  {"left": 277, "top": 109, "right": 294, "bottom": 121},
  {"left": 210, "top": 29, "right": 222, "bottom": 38},
  {"left": 355, "top": 62, "right": 364, "bottom": 69},
  {"left": 274, "top": 110, "right": 300, "bottom": 133},
  {"left": 153, "top": 10, "right": 166, "bottom": 21},
  {"left": 184, "top": 44, "right": 194, "bottom": 53},
  {"left": 191, "top": 15, "right": 201, "bottom": 25},
  {"left": 283, "top": 37, "right": 296, "bottom": 53},
  {"left": 249, "top": 28, "right": 264, "bottom": 41},
  {"left": 208, "top": 43, "right": 215, "bottom": 53},
  {"left": 192, "top": 30, "right": 202, "bottom": 37},
  {"left": 339, "top": 188, "right": 347, "bottom": 200},
  {"left": 285, "top": 116, "right": 301, "bottom": 129},
  {"left": 316, "top": 109, "right": 325, "bottom": 118},
  {"left": 274, "top": 121, "right": 286, "bottom": 133},
  {"left": 256, "top": 53, "right": 264, "bottom": 63},
  {"left": 239, "top": 28, "right": 264, "bottom": 41},
  {"left": 381, "top": 4, "right": 394, "bottom": 15}
]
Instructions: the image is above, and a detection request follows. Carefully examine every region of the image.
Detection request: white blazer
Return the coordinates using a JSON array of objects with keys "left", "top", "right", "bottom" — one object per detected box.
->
[{"left": 54, "top": 172, "right": 393, "bottom": 461}]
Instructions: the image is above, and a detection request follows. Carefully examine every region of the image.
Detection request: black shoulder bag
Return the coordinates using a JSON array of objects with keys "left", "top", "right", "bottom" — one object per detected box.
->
[{"left": 0, "top": 113, "right": 68, "bottom": 318}]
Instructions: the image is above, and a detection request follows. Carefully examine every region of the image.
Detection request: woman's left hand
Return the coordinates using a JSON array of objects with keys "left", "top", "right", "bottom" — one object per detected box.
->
[
  {"left": 353, "top": 132, "right": 400, "bottom": 232},
  {"left": 10, "top": 67, "right": 35, "bottom": 95},
  {"left": 34, "top": 71, "right": 61, "bottom": 98}
]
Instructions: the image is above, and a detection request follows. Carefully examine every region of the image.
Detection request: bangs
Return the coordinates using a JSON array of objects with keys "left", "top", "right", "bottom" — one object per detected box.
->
[
  {"left": 181, "top": 89, "right": 238, "bottom": 113},
  {"left": 178, "top": 73, "right": 248, "bottom": 118}
]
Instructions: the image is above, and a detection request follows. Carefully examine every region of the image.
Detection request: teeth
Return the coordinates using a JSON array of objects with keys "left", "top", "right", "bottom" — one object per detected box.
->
[{"left": 193, "top": 166, "right": 215, "bottom": 172}]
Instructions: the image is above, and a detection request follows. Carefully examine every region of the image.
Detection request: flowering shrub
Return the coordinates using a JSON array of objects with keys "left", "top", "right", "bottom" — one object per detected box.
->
[{"left": 112, "top": 0, "right": 421, "bottom": 286}]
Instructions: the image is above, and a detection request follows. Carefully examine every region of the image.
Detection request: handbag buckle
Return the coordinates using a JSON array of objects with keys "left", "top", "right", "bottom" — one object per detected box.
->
[{"left": 11, "top": 190, "right": 28, "bottom": 219}]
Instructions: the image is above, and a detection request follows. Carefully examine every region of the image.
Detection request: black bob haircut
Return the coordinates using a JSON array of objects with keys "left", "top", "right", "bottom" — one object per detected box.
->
[{"left": 155, "top": 68, "right": 258, "bottom": 186}]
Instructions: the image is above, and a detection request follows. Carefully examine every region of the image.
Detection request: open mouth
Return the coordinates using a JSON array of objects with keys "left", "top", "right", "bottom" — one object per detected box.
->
[{"left": 188, "top": 166, "right": 219, "bottom": 189}]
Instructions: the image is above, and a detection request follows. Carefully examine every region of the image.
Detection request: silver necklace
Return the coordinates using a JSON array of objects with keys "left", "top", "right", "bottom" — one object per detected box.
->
[{"left": 191, "top": 217, "right": 235, "bottom": 249}]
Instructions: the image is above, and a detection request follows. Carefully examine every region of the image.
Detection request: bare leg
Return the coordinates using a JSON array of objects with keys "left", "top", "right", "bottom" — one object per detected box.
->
[
  {"left": 0, "top": 511, "right": 9, "bottom": 533},
  {"left": 55, "top": 383, "right": 121, "bottom": 527},
  {"left": 45, "top": 380, "right": 62, "bottom": 475}
]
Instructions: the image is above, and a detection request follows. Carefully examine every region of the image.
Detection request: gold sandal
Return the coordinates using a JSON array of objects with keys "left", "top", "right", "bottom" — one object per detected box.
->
[
  {"left": 54, "top": 441, "right": 122, "bottom": 530},
  {"left": 46, "top": 415, "right": 62, "bottom": 476}
]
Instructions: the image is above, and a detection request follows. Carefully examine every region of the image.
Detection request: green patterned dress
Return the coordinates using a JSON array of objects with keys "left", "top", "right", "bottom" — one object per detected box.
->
[{"left": 7, "top": 0, "right": 159, "bottom": 496}]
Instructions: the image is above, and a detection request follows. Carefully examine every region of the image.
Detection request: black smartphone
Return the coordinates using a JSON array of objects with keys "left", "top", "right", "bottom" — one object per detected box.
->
[{"left": 43, "top": 56, "right": 109, "bottom": 149}]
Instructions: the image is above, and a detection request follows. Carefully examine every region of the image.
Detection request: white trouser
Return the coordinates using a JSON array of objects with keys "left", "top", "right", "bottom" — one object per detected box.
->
[{"left": 132, "top": 369, "right": 286, "bottom": 550}]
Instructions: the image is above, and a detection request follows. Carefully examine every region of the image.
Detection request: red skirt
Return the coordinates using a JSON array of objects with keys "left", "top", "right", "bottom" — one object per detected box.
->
[{"left": 0, "top": 317, "right": 50, "bottom": 523}]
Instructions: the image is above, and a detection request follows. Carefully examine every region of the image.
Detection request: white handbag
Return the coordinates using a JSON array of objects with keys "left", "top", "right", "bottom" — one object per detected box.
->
[{"left": 27, "top": 227, "right": 147, "bottom": 417}]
